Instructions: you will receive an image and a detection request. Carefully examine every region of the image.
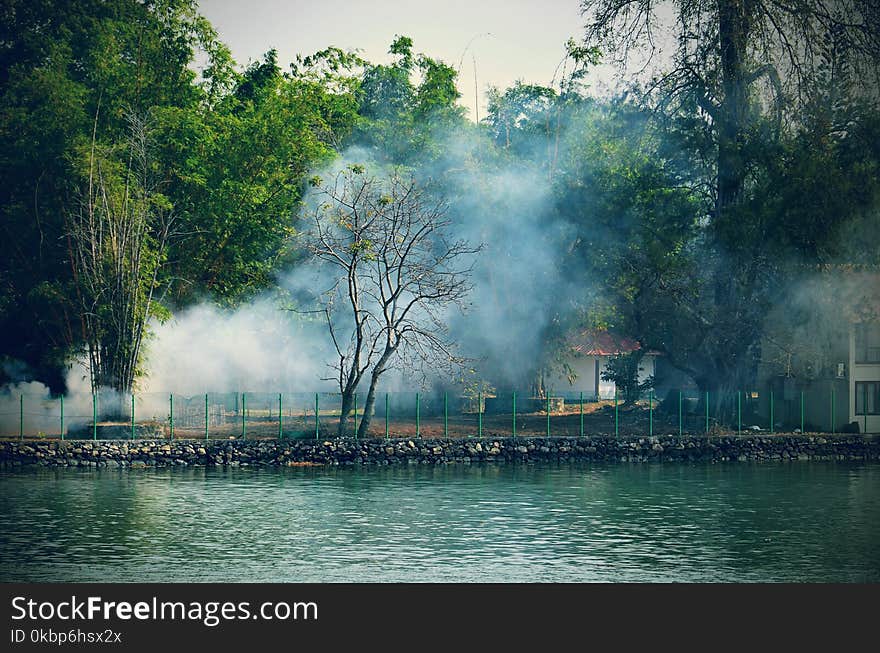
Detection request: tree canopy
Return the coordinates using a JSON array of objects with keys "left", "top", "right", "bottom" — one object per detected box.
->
[{"left": 1, "top": 0, "right": 877, "bottom": 405}]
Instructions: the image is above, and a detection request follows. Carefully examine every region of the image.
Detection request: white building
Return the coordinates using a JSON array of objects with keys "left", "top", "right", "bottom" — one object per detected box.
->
[
  {"left": 547, "top": 330, "right": 657, "bottom": 400},
  {"left": 851, "top": 322, "right": 880, "bottom": 433},
  {"left": 758, "top": 268, "right": 879, "bottom": 433}
]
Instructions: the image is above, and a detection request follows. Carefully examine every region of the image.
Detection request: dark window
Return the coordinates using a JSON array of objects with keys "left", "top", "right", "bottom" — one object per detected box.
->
[
  {"left": 855, "top": 382, "right": 880, "bottom": 415},
  {"left": 854, "top": 324, "right": 880, "bottom": 363}
]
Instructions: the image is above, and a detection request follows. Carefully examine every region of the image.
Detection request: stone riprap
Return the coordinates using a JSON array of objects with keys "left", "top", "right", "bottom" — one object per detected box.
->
[{"left": 1, "top": 434, "right": 878, "bottom": 468}]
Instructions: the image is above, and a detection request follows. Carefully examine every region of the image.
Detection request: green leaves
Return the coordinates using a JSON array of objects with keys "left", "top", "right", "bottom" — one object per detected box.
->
[
  {"left": 600, "top": 351, "right": 654, "bottom": 404},
  {"left": 0, "top": 0, "right": 360, "bottom": 387},
  {"left": 347, "top": 238, "right": 376, "bottom": 260},
  {"left": 158, "top": 52, "right": 355, "bottom": 307},
  {"left": 485, "top": 81, "right": 558, "bottom": 151},
  {"left": 354, "top": 36, "right": 466, "bottom": 166}
]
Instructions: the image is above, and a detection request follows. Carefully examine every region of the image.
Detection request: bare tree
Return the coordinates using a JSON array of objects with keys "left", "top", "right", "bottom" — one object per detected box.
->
[
  {"left": 306, "top": 165, "right": 481, "bottom": 438},
  {"left": 67, "top": 109, "right": 174, "bottom": 398}
]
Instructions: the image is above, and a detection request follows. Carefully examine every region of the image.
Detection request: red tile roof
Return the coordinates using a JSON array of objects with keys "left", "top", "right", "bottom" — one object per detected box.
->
[{"left": 569, "top": 330, "right": 645, "bottom": 356}]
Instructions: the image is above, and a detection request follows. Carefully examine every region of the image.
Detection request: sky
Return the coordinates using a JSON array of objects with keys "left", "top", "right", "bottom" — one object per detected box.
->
[{"left": 195, "top": 0, "right": 616, "bottom": 121}]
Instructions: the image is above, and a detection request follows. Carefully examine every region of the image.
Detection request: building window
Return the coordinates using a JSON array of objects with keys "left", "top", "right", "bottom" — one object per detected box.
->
[
  {"left": 855, "top": 382, "right": 880, "bottom": 415},
  {"left": 854, "top": 323, "right": 880, "bottom": 363}
]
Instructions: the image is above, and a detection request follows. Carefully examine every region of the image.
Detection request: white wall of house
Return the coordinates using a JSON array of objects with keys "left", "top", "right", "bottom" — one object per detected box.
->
[
  {"left": 548, "top": 355, "right": 657, "bottom": 400},
  {"left": 849, "top": 327, "right": 880, "bottom": 434},
  {"left": 547, "top": 356, "right": 599, "bottom": 398}
]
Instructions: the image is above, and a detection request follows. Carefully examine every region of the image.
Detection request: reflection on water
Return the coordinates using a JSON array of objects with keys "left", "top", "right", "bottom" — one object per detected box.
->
[{"left": 1, "top": 462, "right": 878, "bottom": 582}]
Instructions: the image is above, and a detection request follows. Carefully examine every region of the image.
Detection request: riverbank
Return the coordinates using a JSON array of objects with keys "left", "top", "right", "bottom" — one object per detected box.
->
[{"left": 1, "top": 434, "right": 879, "bottom": 468}]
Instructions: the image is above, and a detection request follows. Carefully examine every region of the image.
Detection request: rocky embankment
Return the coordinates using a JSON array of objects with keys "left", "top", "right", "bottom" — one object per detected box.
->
[{"left": 1, "top": 434, "right": 878, "bottom": 468}]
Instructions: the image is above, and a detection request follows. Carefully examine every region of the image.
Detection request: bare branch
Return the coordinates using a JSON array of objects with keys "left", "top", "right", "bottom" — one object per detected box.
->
[{"left": 303, "top": 167, "right": 482, "bottom": 437}]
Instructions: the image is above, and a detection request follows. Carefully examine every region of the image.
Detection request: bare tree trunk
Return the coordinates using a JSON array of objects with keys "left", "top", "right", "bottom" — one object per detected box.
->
[
  {"left": 356, "top": 371, "right": 382, "bottom": 439},
  {"left": 338, "top": 389, "right": 355, "bottom": 438},
  {"left": 716, "top": 0, "right": 752, "bottom": 225}
]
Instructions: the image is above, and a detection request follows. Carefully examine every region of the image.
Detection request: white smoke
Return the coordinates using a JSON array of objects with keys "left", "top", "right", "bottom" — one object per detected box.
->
[{"left": 0, "top": 120, "right": 592, "bottom": 421}]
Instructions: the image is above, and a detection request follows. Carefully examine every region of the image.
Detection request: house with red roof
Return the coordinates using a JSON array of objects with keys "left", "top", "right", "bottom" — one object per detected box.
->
[{"left": 546, "top": 329, "right": 658, "bottom": 400}]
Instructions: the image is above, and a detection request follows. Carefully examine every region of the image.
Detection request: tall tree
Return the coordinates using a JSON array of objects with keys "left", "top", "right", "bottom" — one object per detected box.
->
[
  {"left": 0, "top": 0, "right": 232, "bottom": 390},
  {"left": 68, "top": 110, "right": 173, "bottom": 395},
  {"left": 579, "top": 0, "right": 880, "bottom": 408},
  {"left": 0, "top": 1, "right": 353, "bottom": 391},
  {"left": 356, "top": 36, "right": 466, "bottom": 164},
  {"left": 305, "top": 166, "right": 480, "bottom": 438}
]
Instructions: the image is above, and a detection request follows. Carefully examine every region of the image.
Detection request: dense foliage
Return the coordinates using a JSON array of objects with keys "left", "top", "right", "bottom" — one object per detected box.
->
[{"left": 1, "top": 0, "right": 878, "bottom": 399}]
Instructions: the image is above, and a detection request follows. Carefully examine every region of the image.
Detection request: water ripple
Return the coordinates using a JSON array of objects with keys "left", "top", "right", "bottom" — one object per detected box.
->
[{"left": 1, "top": 462, "right": 878, "bottom": 582}]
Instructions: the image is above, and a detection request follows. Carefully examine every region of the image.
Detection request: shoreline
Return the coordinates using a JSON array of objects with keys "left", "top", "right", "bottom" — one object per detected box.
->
[{"left": 2, "top": 434, "right": 879, "bottom": 468}]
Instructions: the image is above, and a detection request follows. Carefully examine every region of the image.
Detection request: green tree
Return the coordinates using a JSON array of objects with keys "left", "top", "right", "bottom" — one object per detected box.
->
[
  {"left": 355, "top": 36, "right": 466, "bottom": 165},
  {"left": 485, "top": 82, "right": 558, "bottom": 152},
  {"left": 600, "top": 351, "right": 655, "bottom": 405},
  {"left": 155, "top": 49, "right": 357, "bottom": 306},
  {"left": 0, "top": 0, "right": 231, "bottom": 390},
  {"left": 67, "top": 110, "right": 173, "bottom": 395},
  {"left": 578, "top": 0, "right": 880, "bottom": 413}
]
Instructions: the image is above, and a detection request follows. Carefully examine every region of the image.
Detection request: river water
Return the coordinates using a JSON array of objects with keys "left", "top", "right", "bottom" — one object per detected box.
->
[{"left": 1, "top": 462, "right": 878, "bottom": 582}]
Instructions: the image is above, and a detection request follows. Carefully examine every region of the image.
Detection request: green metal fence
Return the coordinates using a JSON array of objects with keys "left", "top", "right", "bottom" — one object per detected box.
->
[{"left": 0, "top": 385, "right": 873, "bottom": 441}]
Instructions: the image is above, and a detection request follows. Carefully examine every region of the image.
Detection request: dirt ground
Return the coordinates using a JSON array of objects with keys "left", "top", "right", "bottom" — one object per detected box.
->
[
  {"left": 5, "top": 400, "right": 787, "bottom": 441},
  {"left": 164, "top": 401, "right": 728, "bottom": 440}
]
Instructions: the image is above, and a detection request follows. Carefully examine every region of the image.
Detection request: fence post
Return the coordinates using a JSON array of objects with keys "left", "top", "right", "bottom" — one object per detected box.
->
[
  {"left": 444, "top": 392, "right": 448, "bottom": 439},
  {"left": 705, "top": 391, "right": 709, "bottom": 435},
  {"left": 170, "top": 393, "right": 174, "bottom": 441},
  {"left": 831, "top": 388, "right": 835, "bottom": 435},
  {"left": 19, "top": 394, "right": 23, "bottom": 441},
  {"left": 579, "top": 391, "right": 584, "bottom": 437},
  {"left": 315, "top": 393, "right": 319, "bottom": 441},
  {"left": 801, "top": 391, "right": 804, "bottom": 434},
  {"left": 614, "top": 389, "right": 619, "bottom": 438},
  {"left": 385, "top": 393, "right": 389, "bottom": 441},
  {"left": 354, "top": 392, "right": 358, "bottom": 441},
  {"left": 278, "top": 393, "right": 283, "bottom": 441},
  {"left": 512, "top": 390, "right": 517, "bottom": 439},
  {"left": 205, "top": 394, "right": 209, "bottom": 441},
  {"left": 546, "top": 394, "right": 551, "bottom": 438},
  {"left": 736, "top": 390, "right": 742, "bottom": 435},
  {"left": 649, "top": 388, "right": 653, "bottom": 437},
  {"left": 478, "top": 390, "right": 483, "bottom": 438},
  {"left": 737, "top": 391, "right": 741, "bottom": 436},
  {"left": 769, "top": 390, "right": 774, "bottom": 434},
  {"left": 864, "top": 384, "right": 868, "bottom": 435},
  {"left": 242, "top": 392, "right": 247, "bottom": 440},
  {"left": 60, "top": 395, "right": 64, "bottom": 441},
  {"left": 416, "top": 392, "right": 420, "bottom": 439},
  {"left": 678, "top": 390, "right": 682, "bottom": 437},
  {"left": 131, "top": 394, "right": 135, "bottom": 440},
  {"left": 93, "top": 393, "right": 97, "bottom": 441}
]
